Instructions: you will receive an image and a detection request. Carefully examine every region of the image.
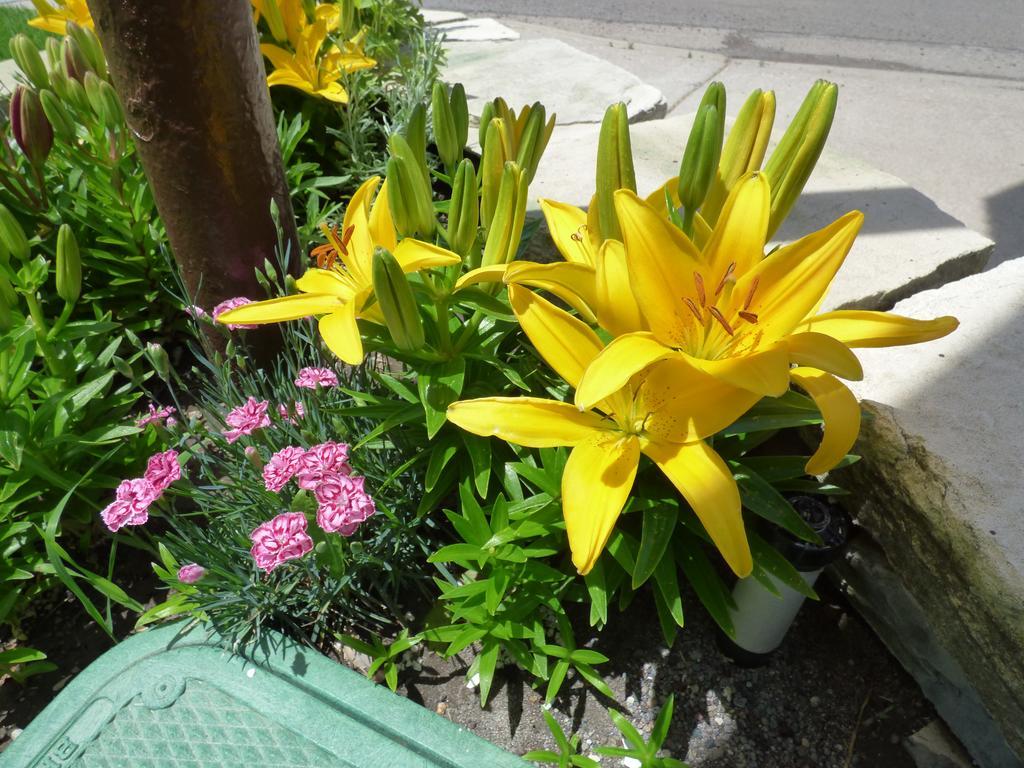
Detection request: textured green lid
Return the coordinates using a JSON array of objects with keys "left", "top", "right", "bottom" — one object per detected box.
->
[{"left": 1, "top": 622, "right": 529, "bottom": 767}]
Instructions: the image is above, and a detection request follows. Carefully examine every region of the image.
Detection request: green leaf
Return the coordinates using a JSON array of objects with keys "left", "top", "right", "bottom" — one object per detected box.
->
[
  {"left": 650, "top": 694, "right": 675, "bottom": 750},
  {"left": 632, "top": 505, "right": 678, "bottom": 589},
  {"left": 425, "top": 435, "right": 458, "bottom": 493},
  {"left": 720, "top": 391, "right": 822, "bottom": 435},
  {"left": 545, "top": 659, "right": 570, "bottom": 704},
  {"left": 575, "top": 663, "right": 614, "bottom": 699},
  {"left": 652, "top": 550, "right": 685, "bottom": 629},
  {"left": 427, "top": 543, "right": 486, "bottom": 564},
  {"left": 0, "top": 647, "right": 47, "bottom": 665},
  {"left": 748, "top": 529, "right": 818, "bottom": 600},
  {"left": 676, "top": 532, "right": 736, "bottom": 638},
  {"left": 462, "top": 433, "right": 492, "bottom": 497},
  {"left": 477, "top": 641, "right": 499, "bottom": 706},
  {"left": 417, "top": 357, "right": 466, "bottom": 439},
  {"left": 732, "top": 463, "right": 822, "bottom": 544},
  {"left": 584, "top": 558, "right": 608, "bottom": 627}
]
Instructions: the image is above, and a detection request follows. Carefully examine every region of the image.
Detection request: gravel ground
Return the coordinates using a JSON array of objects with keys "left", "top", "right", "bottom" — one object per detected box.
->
[{"left": 400, "top": 572, "right": 937, "bottom": 767}]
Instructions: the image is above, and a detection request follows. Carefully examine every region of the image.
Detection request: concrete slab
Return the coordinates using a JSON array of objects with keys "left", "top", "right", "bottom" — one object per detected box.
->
[
  {"left": 837, "top": 257, "right": 1024, "bottom": 764},
  {"left": 0, "top": 58, "right": 20, "bottom": 94},
  {"left": 420, "top": 9, "right": 467, "bottom": 25},
  {"left": 528, "top": 114, "right": 991, "bottom": 311},
  {"left": 433, "top": 17, "right": 520, "bottom": 42},
  {"left": 442, "top": 38, "right": 666, "bottom": 126}
]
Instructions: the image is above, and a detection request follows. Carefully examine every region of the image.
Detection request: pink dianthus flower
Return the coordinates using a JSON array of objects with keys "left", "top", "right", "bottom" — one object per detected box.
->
[
  {"left": 316, "top": 474, "right": 376, "bottom": 536},
  {"left": 100, "top": 478, "right": 159, "bottom": 532},
  {"left": 212, "top": 297, "right": 257, "bottom": 330},
  {"left": 145, "top": 449, "right": 181, "bottom": 492},
  {"left": 294, "top": 367, "right": 339, "bottom": 389},
  {"left": 136, "top": 403, "right": 177, "bottom": 428},
  {"left": 223, "top": 397, "right": 271, "bottom": 443},
  {"left": 263, "top": 446, "right": 306, "bottom": 492},
  {"left": 185, "top": 305, "right": 208, "bottom": 320},
  {"left": 296, "top": 441, "right": 351, "bottom": 490},
  {"left": 177, "top": 563, "right": 206, "bottom": 584},
  {"left": 250, "top": 512, "right": 313, "bottom": 573}
]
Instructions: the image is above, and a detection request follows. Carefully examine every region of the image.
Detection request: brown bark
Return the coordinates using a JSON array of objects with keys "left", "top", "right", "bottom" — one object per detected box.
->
[{"left": 86, "top": 0, "right": 300, "bottom": 317}]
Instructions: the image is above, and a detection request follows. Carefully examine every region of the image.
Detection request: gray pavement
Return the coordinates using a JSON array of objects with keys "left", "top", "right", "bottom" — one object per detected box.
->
[{"left": 425, "top": 3, "right": 1024, "bottom": 268}]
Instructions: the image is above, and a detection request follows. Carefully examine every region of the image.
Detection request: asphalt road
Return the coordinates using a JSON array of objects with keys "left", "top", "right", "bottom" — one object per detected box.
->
[{"left": 423, "top": 0, "right": 1024, "bottom": 67}]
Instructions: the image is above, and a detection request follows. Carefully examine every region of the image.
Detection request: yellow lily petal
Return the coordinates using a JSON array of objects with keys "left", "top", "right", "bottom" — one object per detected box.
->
[
  {"left": 216, "top": 293, "right": 344, "bottom": 324},
  {"left": 685, "top": 343, "right": 791, "bottom": 397},
  {"left": 509, "top": 284, "right": 604, "bottom": 390},
  {"left": 614, "top": 189, "right": 703, "bottom": 349},
  {"left": 785, "top": 332, "right": 863, "bottom": 381},
  {"left": 504, "top": 261, "right": 600, "bottom": 325},
  {"left": 796, "top": 310, "right": 959, "bottom": 348},
  {"left": 314, "top": 82, "right": 349, "bottom": 104},
  {"left": 259, "top": 43, "right": 296, "bottom": 72},
  {"left": 341, "top": 177, "right": 381, "bottom": 281},
  {"left": 563, "top": 433, "right": 640, "bottom": 575},
  {"left": 643, "top": 176, "right": 680, "bottom": 217},
  {"left": 643, "top": 439, "right": 751, "bottom": 578},
  {"left": 446, "top": 397, "right": 609, "bottom": 448},
  {"left": 369, "top": 179, "right": 398, "bottom": 252},
  {"left": 295, "top": 268, "right": 356, "bottom": 298},
  {"left": 454, "top": 265, "right": 510, "bottom": 291},
  {"left": 575, "top": 332, "right": 675, "bottom": 411},
  {"left": 594, "top": 240, "right": 645, "bottom": 336},
  {"left": 701, "top": 172, "right": 769, "bottom": 277},
  {"left": 538, "top": 199, "right": 596, "bottom": 267},
  {"left": 266, "top": 69, "right": 318, "bottom": 96},
  {"left": 393, "top": 239, "right": 461, "bottom": 272},
  {"left": 789, "top": 367, "right": 861, "bottom": 475},
  {"left": 509, "top": 286, "right": 633, "bottom": 422},
  {"left": 639, "top": 359, "right": 761, "bottom": 443},
  {"left": 319, "top": 303, "right": 364, "bottom": 365},
  {"left": 736, "top": 211, "right": 864, "bottom": 343}
]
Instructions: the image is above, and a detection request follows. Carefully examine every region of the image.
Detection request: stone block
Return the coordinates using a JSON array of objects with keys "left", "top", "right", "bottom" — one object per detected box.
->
[
  {"left": 433, "top": 17, "right": 520, "bottom": 42},
  {"left": 442, "top": 38, "right": 666, "bottom": 126},
  {"left": 420, "top": 9, "right": 467, "bottom": 25},
  {"left": 528, "top": 114, "right": 991, "bottom": 310},
  {"left": 837, "top": 258, "right": 1024, "bottom": 765}
]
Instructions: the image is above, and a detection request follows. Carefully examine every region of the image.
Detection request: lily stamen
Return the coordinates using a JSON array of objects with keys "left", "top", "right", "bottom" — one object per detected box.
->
[
  {"left": 693, "top": 272, "right": 707, "bottom": 308},
  {"left": 715, "top": 262, "right": 737, "bottom": 297},
  {"left": 743, "top": 277, "right": 760, "bottom": 311},
  {"left": 738, "top": 311, "right": 759, "bottom": 324},
  {"left": 684, "top": 297, "right": 704, "bottom": 323},
  {"left": 708, "top": 306, "right": 735, "bottom": 336}
]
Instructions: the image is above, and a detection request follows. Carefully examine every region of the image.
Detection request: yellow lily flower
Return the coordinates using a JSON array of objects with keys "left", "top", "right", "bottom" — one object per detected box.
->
[
  {"left": 28, "top": 0, "right": 93, "bottom": 34},
  {"left": 260, "top": 18, "right": 374, "bottom": 103},
  {"left": 252, "top": 0, "right": 342, "bottom": 48},
  {"left": 215, "top": 176, "right": 459, "bottom": 363},
  {"left": 575, "top": 173, "right": 958, "bottom": 475},
  {"left": 447, "top": 284, "right": 757, "bottom": 578}
]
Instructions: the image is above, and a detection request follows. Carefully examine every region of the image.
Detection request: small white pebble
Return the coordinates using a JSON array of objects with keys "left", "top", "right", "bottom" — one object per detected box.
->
[
  {"left": 246, "top": 668, "right": 256, "bottom": 679},
  {"left": 622, "top": 757, "right": 642, "bottom": 768},
  {"left": 10, "top": 728, "right": 22, "bottom": 740}
]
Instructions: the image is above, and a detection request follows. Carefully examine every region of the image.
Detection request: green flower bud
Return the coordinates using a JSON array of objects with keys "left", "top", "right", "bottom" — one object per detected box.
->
[
  {"left": 83, "top": 71, "right": 107, "bottom": 125},
  {"left": 11, "top": 34, "right": 49, "bottom": 90},
  {"left": 764, "top": 80, "right": 837, "bottom": 238},
  {"left": 55, "top": 224, "right": 81, "bottom": 305},
  {"left": 595, "top": 102, "right": 636, "bottom": 241},
  {"left": 405, "top": 102, "right": 427, "bottom": 164},
  {"left": 98, "top": 80, "right": 124, "bottom": 128},
  {"left": 481, "top": 162, "right": 528, "bottom": 268},
  {"left": 676, "top": 100, "right": 724, "bottom": 231},
  {"left": 259, "top": 0, "right": 289, "bottom": 43},
  {"left": 478, "top": 100, "right": 495, "bottom": 151},
  {"left": 432, "top": 81, "right": 460, "bottom": 177},
  {"left": 371, "top": 247, "right": 425, "bottom": 352},
  {"left": 11, "top": 86, "right": 53, "bottom": 168},
  {"left": 513, "top": 102, "right": 554, "bottom": 184},
  {"left": 144, "top": 341, "right": 171, "bottom": 381},
  {"left": 111, "top": 355, "right": 134, "bottom": 380},
  {"left": 61, "top": 35, "right": 91, "bottom": 83},
  {"left": 450, "top": 83, "right": 469, "bottom": 153},
  {"left": 480, "top": 118, "right": 507, "bottom": 232},
  {"left": 64, "top": 76, "right": 92, "bottom": 115},
  {"left": 39, "top": 89, "right": 76, "bottom": 142},
  {"left": 386, "top": 134, "right": 434, "bottom": 238},
  {"left": 702, "top": 88, "right": 776, "bottom": 226},
  {"left": 446, "top": 159, "right": 478, "bottom": 259},
  {"left": 0, "top": 204, "right": 30, "bottom": 264},
  {"left": 66, "top": 22, "right": 107, "bottom": 81}
]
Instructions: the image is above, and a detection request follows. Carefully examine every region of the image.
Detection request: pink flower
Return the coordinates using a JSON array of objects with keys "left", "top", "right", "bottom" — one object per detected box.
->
[
  {"left": 185, "top": 305, "right": 208, "bottom": 320},
  {"left": 223, "top": 397, "right": 271, "bottom": 443},
  {"left": 212, "top": 297, "right": 257, "bottom": 330},
  {"left": 263, "top": 446, "right": 306, "bottom": 492},
  {"left": 145, "top": 449, "right": 181, "bottom": 492},
  {"left": 177, "top": 563, "right": 206, "bottom": 584},
  {"left": 296, "top": 441, "right": 351, "bottom": 490},
  {"left": 136, "top": 403, "right": 177, "bottom": 428},
  {"left": 294, "top": 367, "right": 339, "bottom": 389},
  {"left": 250, "top": 512, "right": 314, "bottom": 573},
  {"left": 316, "top": 474, "right": 376, "bottom": 536},
  {"left": 277, "top": 400, "right": 305, "bottom": 424},
  {"left": 101, "top": 478, "right": 159, "bottom": 532}
]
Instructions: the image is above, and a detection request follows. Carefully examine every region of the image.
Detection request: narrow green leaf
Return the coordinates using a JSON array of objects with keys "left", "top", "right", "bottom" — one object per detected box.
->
[{"left": 632, "top": 505, "right": 678, "bottom": 589}]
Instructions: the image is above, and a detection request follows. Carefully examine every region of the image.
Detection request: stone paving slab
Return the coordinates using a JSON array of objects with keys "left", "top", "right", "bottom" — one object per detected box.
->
[
  {"left": 420, "top": 9, "right": 467, "bottom": 25},
  {"left": 837, "top": 257, "right": 1024, "bottom": 766},
  {"left": 0, "top": 622, "right": 530, "bottom": 767},
  {"left": 433, "top": 17, "right": 520, "bottom": 42},
  {"left": 0, "top": 58, "right": 19, "bottom": 94},
  {"left": 529, "top": 114, "right": 992, "bottom": 311},
  {"left": 442, "top": 38, "right": 666, "bottom": 126}
]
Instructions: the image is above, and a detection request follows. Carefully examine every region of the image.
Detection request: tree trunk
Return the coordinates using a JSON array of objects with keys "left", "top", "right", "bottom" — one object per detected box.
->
[{"left": 86, "top": 0, "right": 300, "bottom": 320}]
